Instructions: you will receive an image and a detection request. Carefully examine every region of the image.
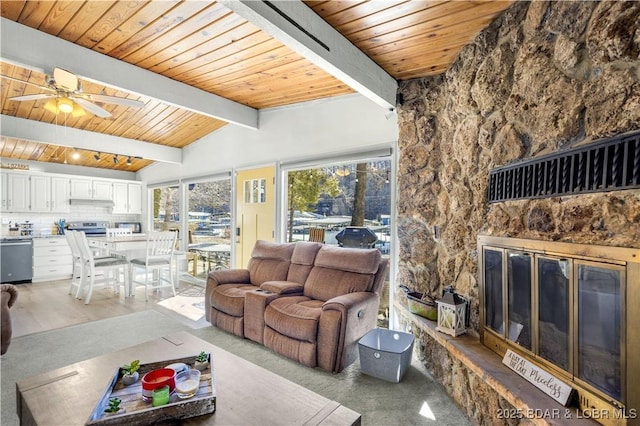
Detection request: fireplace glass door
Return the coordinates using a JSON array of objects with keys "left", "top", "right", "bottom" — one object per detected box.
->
[
  {"left": 479, "top": 236, "right": 638, "bottom": 417},
  {"left": 483, "top": 248, "right": 503, "bottom": 334},
  {"left": 537, "top": 257, "right": 571, "bottom": 371},
  {"left": 507, "top": 252, "right": 532, "bottom": 350},
  {"left": 576, "top": 262, "right": 623, "bottom": 401}
]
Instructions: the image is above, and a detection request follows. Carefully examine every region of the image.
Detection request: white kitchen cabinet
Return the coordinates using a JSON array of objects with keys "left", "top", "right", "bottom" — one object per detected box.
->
[
  {"left": 93, "top": 179, "right": 113, "bottom": 200},
  {"left": 30, "top": 175, "right": 70, "bottom": 213},
  {"left": 69, "top": 178, "right": 92, "bottom": 198},
  {"left": 32, "top": 237, "right": 73, "bottom": 282},
  {"left": 3, "top": 172, "right": 30, "bottom": 212},
  {"left": 30, "top": 174, "right": 51, "bottom": 211},
  {"left": 70, "top": 178, "right": 113, "bottom": 200},
  {"left": 50, "top": 176, "right": 70, "bottom": 212},
  {"left": 112, "top": 182, "right": 142, "bottom": 214}
]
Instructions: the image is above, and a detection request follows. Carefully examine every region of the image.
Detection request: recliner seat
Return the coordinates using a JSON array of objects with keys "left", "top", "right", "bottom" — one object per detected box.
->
[{"left": 205, "top": 240, "right": 388, "bottom": 373}]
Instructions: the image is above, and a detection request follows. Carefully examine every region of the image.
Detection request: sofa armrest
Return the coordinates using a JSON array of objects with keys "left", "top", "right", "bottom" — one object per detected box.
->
[
  {"left": 322, "top": 291, "right": 377, "bottom": 313},
  {"left": 320, "top": 292, "right": 381, "bottom": 372},
  {"left": 207, "top": 269, "right": 250, "bottom": 287},
  {"left": 205, "top": 269, "right": 251, "bottom": 322},
  {"left": 260, "top": 280, "right": 304, "bottom": 295}
]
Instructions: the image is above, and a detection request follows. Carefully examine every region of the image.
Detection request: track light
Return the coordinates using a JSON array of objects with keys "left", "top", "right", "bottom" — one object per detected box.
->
[
  {"left": 126, "top": 156, "right": 132, "bottom": 165},
  {"left": 94, "top": 152, "right": 101, "bottom": 161},
  {"left": 113, "top": 155, "right": 119, "bottom": 164}
]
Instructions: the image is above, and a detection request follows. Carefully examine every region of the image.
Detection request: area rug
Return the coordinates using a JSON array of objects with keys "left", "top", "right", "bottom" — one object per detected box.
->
[
  {"left": 157, "top": 295, "right": 205, "bottom": 321},
  {"left": 2, "top": 309, "right": 471, "bottom": 426},
  {"left": 0, "top": 310, "right": 191, "bottom": 426}
]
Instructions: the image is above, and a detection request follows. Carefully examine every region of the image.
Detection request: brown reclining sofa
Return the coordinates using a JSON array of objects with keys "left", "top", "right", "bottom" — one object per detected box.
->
[{"left": 205, "top": 240, "right": 388, "bottom": 373}]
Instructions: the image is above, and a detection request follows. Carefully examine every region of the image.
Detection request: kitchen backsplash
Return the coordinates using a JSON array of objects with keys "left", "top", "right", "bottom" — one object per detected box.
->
[{"left": 1, "top": 205, "right": 140, "bottom": 237}]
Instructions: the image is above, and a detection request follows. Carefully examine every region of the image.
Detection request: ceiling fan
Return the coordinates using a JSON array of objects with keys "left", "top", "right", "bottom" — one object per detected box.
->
[{"left": 4, "top": 67, "right": 144, "bottom": 118}]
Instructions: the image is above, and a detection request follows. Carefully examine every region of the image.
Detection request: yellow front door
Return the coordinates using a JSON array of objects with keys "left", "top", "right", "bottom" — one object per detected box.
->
[{"left": 235, "top": 166, "right": 275, "bottom": 268}]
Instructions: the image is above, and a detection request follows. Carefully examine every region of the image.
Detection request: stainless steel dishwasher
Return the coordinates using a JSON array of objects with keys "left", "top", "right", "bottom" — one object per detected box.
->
[{"left": 0, "top": 237, "right": 33, "bottom": 283}]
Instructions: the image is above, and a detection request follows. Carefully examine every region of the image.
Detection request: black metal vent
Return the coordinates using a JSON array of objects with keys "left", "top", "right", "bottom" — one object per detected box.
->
[{"left": 488, "top": 130, "right": 640, "bottom": 202}]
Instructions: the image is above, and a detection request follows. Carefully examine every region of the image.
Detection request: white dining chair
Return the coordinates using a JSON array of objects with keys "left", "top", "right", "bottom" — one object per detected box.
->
[
  {"left": 65, "top": 231, "right": 83, "bottom": 298},
  {"left": 74, "top": 231, "right": 130, "bottom": 304},
  {"left": 129, "top": 231, "right": 177, "bottom": 301}
]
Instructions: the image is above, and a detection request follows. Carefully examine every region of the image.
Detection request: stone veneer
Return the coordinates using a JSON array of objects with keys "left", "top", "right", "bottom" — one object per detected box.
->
[{"left": 396, "top": 1, "right": 640, "bottom": 424}]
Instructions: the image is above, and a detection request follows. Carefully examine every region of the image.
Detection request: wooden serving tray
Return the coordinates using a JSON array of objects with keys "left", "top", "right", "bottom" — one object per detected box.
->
[{"left": 86, "top": 353, "right": 215, "bottom": 425}]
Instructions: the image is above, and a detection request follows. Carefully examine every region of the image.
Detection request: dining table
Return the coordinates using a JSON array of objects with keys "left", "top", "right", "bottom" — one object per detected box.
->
[{"left": 187, "top": 243, "right": 231, "bottom": 276}]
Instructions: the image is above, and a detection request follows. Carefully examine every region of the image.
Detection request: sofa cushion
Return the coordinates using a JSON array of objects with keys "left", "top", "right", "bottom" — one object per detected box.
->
[
  {"left": 314, "top": 246, "right": 381, "bottom": 274},
  {"left": 265, "top": 297, "right": 324, "bottom": 342},
  {"left": 287, "top": 242, "right": 322, "bottom": 284},
  {"left": 211, "top": 284, "right": 259, "bottom": 317},
  {"left": 304, "top": 268, "right": 375, "bottom": 302},
  {"left": 247, "top": 241, "right": 295, "bottom": 285}
]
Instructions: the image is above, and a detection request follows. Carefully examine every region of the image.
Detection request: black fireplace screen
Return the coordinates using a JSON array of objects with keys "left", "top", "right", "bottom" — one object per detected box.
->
[{"left": 488, "top": 130, "right": 640, "bottom": 202}]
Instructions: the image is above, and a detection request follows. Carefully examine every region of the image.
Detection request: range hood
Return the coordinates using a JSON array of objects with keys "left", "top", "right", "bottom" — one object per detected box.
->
[{"left": 69, "top": 198, "right": 115, "bottom": 206}]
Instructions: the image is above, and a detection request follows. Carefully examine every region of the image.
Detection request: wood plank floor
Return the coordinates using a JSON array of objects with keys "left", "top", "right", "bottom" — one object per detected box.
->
[{"left": 10, "top": 278, "right": 208, "bottom": 338}]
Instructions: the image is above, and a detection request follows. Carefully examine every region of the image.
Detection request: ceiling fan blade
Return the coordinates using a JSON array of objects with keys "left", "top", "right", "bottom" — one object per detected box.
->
[
  {"left": 9, "top": 93, "right": 56, "bottom": 102},
  {"left": 84, "top": 93, "right": 144, "bottom": 108},
  {"left": 1, "top": 74, "right": 56, "bottom": 92},
  {"left": 73, "top": 98, "right": 112, "bottom": 118}
]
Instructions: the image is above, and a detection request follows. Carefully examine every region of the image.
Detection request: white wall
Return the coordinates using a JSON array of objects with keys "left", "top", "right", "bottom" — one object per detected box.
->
[{"left": 138, "top": 94, "right": 399, "bottom": 183}]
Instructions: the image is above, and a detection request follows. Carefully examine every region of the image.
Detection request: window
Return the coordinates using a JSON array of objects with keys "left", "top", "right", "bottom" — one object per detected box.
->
[{"left": 243, "top": 178, "right": 266, "bottom": 203}]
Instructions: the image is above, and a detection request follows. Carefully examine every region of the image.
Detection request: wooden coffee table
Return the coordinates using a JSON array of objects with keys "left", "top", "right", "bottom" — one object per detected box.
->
[{"left": 16, "top": 331, "right": 361, "bottom": 425}]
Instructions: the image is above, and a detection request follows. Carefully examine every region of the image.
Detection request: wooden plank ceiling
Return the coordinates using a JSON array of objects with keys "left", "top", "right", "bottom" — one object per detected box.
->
[{"left": 0, "top": 0, "right": 513, "bottom": 172}]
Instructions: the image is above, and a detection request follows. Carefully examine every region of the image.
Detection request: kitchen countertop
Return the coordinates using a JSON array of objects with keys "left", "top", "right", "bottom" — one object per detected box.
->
[
  {"left": 0, "top": 235, "right": 34, "bottom": 241},
  {"left": 87, "top": 234, "right": 148, "bottom": 243}
]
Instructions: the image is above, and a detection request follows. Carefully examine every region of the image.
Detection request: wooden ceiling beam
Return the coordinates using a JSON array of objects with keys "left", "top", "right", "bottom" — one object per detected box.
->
[
  {"left": 0, "top": 18, "right": 259, "bottom": 130},
  {"left": 0, "top": 115, "right": 181, "bottom": 164},
  {"left": 219, "top": 0, "right": 397, "bottom": 111}
]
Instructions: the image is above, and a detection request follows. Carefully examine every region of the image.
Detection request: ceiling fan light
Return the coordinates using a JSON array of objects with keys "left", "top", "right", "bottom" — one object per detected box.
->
[
  {"left": 71, "top": 103, "right": 86, "bottom": 117},
  {"left": 44, "top": 98, "right": 58, "bottom": 114},
  {"left": 57, "top": 97, "right": 74, "bottom": 114}
]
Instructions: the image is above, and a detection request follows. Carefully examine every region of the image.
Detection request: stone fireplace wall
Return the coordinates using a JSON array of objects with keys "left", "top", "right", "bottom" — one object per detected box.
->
[{"left": 396, "top": 1, "right": 640, "bottom": 422}]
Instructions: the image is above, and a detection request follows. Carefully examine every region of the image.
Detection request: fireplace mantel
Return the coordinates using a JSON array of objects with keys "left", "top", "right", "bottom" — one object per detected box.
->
[{"left": 397, "top": 303, "right": 600, "bottom": 425}]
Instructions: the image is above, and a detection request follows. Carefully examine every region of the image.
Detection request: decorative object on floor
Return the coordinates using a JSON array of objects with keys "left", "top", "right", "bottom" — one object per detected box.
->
[
  {"left": 86, "top": 354, "right": 215, "bottom": 425},
  {"left": 157, "top": 295, "right": 205, "bottom": 321},
  {"left": 121, "top": 359, "right": 140, "bottom": 386},
  {"left": 436, "top": 287, "right": 467, "bottom": 337},
  {"left": 194, "top": 351, "right": 209, "bottom": 371},
  {"left": 358, "top": 328, "right": 415, "bottom": 383}
]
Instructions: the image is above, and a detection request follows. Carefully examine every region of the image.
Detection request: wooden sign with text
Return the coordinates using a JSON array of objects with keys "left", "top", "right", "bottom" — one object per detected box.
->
[{"left": 502, "top": 349, "right": 573, "bottom": 405}]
